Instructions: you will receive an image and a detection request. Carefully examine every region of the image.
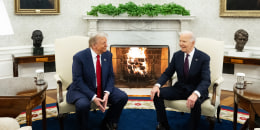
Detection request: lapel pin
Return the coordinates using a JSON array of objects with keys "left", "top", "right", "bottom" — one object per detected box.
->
[
  {"left": 104, "top": 59, "right": 107, "bottom": 61},
  {"left": 195, "top": 59, "right": 198, "bottom": 61}
]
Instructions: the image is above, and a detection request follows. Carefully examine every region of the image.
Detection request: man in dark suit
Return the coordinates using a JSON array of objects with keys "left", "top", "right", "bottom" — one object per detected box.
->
[
  {"left": 66, "top": 32, "right": 128, "bottom": 130},
  {"left": 150, "top": 31, "right": 211, "bottom": 130}
]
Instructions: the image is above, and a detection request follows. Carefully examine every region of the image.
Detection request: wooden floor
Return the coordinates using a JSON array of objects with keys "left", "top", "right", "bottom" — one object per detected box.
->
[{"left": 46, "top": 89, "right": 234, "bottom": 107}]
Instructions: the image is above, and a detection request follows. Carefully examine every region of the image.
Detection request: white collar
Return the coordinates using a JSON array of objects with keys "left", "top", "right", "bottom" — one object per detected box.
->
[
  {"left": 90, "top": 48, "right": 99, "bottom": 59},
  {"left": 186, "top": 48, "right": 195, "bottom": 57}
]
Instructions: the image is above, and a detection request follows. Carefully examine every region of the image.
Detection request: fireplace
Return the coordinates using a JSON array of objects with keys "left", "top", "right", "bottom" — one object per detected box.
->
[
  {"left": 111, "top": 45, "right": 169, "bottom": 88},
  {"left": 84, "top": 15, "right": 194, "bottom": 88}
]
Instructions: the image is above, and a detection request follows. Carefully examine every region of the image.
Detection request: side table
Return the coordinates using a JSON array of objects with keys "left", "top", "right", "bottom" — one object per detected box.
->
[
  {"left": 0, "top": 77, "right": 48, "bottom": 130},
  {"left": 224, "top": 56, "right": 260, "bottom": 66},
  {"left": 233, "top": 81, "right": 260, "bottom": 130},
  {"left": 12, "top": 53, "right": 55, "bottom": 77}
]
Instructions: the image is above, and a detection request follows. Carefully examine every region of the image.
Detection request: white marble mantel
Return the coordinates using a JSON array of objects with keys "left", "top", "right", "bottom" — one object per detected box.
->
[
  {"left": 83, "top": 15, "right": 195, "bottom": 36},
  {"left": 82, "top": 15, "right": 195, "bottom": 58}
]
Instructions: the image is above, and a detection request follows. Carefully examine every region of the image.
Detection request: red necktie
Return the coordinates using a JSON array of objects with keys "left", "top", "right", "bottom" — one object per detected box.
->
[
  {"left": 184, "top": 54, "right": 189, "bottom": 78},
  {"left": 96, "top": 55, "right": 102, "bottom": 98}
]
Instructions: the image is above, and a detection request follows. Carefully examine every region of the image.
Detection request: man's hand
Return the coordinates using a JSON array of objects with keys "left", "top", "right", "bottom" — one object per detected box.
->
[
  {"left": 186, "top": 93, "right": 198, "bottom": 109},
  {"left": 101, "top": 92, "right": 109, "bottom": 109},
  {"left": 150, "top": 85, "right": 160, "bottom": 100},
  {"left": 93, "top": 97, "right": 105, "bottom": 113}
]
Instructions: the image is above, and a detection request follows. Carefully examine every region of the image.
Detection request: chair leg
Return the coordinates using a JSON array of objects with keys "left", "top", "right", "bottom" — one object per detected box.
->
[
  {"left": 206, "top": 116, "right": 216, "bottom": 130},
  {"left": 56, "top": 103, "right": 66, "bottom": 130},
  {"left": 217, "top": 105, "right": 222, "bottom": 123},
  {"left": 58, "top": 113, "right": 67, "bottom": 130},
  {"left": 240, "top": 119, "right": 249, "bottom": 130}
]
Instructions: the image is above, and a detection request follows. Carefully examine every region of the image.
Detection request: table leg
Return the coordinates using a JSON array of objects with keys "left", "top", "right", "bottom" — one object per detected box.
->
[
  {"left": 249, "top": 105, "right": 255, "bottom": 130},
  {"left": 26, "top": 108, "right": 33, "bottom": 126},
  {"left": 233, "top": 97, "right": 238, "bottom": 130},
  {"left": 12, "top": 54, "right": 18, "bottom": 77},
  {"left": 13, "top": 62, "right": 18, "bottom": 77},
  {"left": 42, "top": 95, "right": 47, "bottom": 130}
]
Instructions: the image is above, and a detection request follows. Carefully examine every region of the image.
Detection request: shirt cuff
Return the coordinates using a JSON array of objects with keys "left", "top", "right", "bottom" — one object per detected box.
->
[
  {"left": 104, "top": 91, "right": 110, "bottom": 95},
  {"left": 155, "top": 83, "right": 161, "bottom": 88},
  {"left": 193, "top": 90, "right": 201, "bottom": 98},
  {"left": 91, "top": 94, "right": 97, "bottom": 101},
  {"left": 91, "top": 91, "right": 110, "bottom": 101}
]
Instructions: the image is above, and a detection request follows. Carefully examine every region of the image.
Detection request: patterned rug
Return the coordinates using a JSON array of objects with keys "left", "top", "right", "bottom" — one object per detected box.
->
[{"left": 16, "top": 96, "right": 248, "bottom": 125}]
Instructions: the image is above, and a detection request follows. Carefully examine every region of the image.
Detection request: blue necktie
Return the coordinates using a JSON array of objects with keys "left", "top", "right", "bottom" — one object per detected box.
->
[{"left": 184, "top": 54, "right": 189, "bottom": 78}]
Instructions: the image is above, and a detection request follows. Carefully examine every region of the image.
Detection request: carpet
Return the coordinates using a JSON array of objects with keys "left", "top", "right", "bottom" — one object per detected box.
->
[{"left": 18, "top": 96, "right": 246, "bottom": 130}]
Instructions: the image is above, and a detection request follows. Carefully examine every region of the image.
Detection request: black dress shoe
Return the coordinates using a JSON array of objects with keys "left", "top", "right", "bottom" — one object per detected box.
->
[
  {"left": 112, "top": 123, "right": 118, "bottom": 129},
  {"left": 156, "top": 122, "right": 170, "bottom": 130},
  {"left": 101, "top": 120, "right": 117, "bottom": 130}
]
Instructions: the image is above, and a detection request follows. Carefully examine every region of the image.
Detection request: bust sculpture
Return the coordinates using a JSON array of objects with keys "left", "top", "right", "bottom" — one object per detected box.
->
[
  {"left": 234, "top": 29, "right": 248, "bottom": 52},
  {"left": 32, "top": 30, "right": 44, "bottom": 55}
]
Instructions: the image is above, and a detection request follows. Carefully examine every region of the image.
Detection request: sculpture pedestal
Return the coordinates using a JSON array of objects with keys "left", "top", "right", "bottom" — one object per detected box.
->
[
  {"left": 227, "top": 50, "right": 252, "bottom": 57},
  {"left": 33, "top": 47, "right": 44, "bottom": 55}
]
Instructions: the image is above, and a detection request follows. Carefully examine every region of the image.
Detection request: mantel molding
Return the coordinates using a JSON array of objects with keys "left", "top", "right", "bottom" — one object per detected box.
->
[
  {"left": 83, "top": 15, "right": 195, "bottom": 36},
  {"left": 83, "top": 15, "right": 195, "bottom": 21}
]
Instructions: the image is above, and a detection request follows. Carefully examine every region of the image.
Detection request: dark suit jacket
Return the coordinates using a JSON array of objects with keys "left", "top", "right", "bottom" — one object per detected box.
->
[
  {"left": 157, "top": 48, "right": 211, "bottom": 98},
  {"left": 67, "top": 48, "right": 114, "bottom": 103}
]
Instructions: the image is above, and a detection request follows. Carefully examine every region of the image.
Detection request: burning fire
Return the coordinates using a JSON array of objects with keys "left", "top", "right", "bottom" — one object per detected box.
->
[{"left": 126, "top": 47, "right": 147, "bottom": 75}]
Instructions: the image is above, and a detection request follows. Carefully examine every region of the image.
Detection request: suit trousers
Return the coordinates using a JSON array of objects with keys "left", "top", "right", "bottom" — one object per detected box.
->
[
  {"left": 153, "top": 86, "right": 207, "bottom": 130},
  {"left": 73, "top": 87, "right": 128, "bottom": 130}
]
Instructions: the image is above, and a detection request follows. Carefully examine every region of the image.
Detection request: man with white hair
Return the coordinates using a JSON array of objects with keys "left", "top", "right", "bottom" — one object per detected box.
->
[{"left": 150, "top": 31, "right": 211, "bottom": 130}]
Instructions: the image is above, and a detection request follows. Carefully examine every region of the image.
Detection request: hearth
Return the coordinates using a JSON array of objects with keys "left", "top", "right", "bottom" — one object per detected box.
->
[{"left": 111, "top": 45, "right": 169, "bottom": 88}]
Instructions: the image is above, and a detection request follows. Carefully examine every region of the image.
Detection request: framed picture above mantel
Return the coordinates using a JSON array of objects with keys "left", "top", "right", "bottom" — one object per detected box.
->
[
  {"left": 220, "top": 0, "right": 260, "bottom": 17},
  {"left": 15, "top": 0, "right": 60, "bottom": 15}
]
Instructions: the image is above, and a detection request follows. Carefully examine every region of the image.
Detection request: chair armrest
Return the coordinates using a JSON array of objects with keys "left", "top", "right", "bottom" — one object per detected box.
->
[
  {"left": 211, "top": 76, "right": 224, "bottom": 106},
  {"left": 54, "top": 74, "right": 64, "bottom": 103},
  {"left": 214, "top": 76, "right": 224, "bottom": 86}
]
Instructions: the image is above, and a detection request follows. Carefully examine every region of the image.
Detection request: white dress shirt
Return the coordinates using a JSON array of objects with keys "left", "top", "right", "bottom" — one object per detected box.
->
[
  {"left": 90, "top": 48, "right": 102, "bottom": 78},
  {"left": 90, "top": 49, "right": 102, "bottom": 101}
]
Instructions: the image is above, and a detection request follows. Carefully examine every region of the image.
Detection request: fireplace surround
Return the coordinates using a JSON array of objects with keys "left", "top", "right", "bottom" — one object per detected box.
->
[
  {"left": 83, "top": 15, "right": 194, "bottom": 88},
  {"left": 83, "top": 15, "right": 194, "bottom": 59},
  {"left": 111, "top": 45, "right": 169, "bottom": 88}
]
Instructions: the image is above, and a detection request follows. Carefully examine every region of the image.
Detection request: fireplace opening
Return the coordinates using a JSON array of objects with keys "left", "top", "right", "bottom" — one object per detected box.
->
[{"left": 110, "top": 45, "right": 169, "bottom": 88}]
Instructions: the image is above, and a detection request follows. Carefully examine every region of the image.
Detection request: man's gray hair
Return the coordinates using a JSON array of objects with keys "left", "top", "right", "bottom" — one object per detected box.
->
[
  {"left": 179, "top": 30, "right": 196, "bottom": 42},
  {"left": 89, "top": 32, "right": 108, "bottom": 47}
]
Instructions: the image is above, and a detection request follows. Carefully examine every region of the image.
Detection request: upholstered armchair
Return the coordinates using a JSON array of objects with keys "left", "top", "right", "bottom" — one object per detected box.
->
[
  {"left": 164, "top": 38, "right": 224, "bottom": 129},
  {"left": 54, "top": 36, "right": 96, "bottom": 130},
  {"left": 0, "top": 117, "right": 32, "bottom": 130}
]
